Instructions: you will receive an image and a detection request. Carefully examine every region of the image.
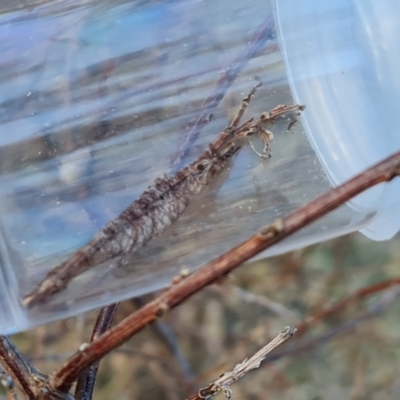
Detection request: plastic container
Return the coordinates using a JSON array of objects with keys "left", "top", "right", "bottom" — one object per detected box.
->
[{"left": 0, "top": 0, "right": 399, "bottom": 333}]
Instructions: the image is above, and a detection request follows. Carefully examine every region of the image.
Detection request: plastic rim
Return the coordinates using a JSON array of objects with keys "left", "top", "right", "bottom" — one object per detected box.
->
[{"left": 274, "top": 0, "right": 400, "bottom": 240}]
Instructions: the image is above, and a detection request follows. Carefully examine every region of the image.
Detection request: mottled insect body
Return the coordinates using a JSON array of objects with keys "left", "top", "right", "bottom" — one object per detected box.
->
[
  {"left": 23, "top": 145, "right": 235, "bottom": 306},
  {"left": 23, "top": 82, "right": 304, "bottom": 307},
  {"left": 99, "top": 139, "right": 236, "bottom": 257}
]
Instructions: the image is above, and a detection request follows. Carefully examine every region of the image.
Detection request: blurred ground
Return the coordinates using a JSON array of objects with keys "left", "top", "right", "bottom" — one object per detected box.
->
[{"left": 6, "top": 231, "right": 400, "bottom": 400}]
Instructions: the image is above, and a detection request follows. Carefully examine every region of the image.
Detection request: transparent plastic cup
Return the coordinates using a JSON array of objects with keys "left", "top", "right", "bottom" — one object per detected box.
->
[{"left": 0, "top": 0, "right": 399, "bottom": 333}]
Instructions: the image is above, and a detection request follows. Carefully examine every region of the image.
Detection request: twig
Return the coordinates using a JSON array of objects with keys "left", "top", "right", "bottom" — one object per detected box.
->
[
  {"left": 264, "top": 286, "right": 400, "bottom": 363},
  {"left": 0, "top": 336, "right": 58, "bottom": 399},
  {"left": 296, "top": 277, "right": 400, "bottom": 336},
  {"left": 0, "top": 336, "right": 39, "bottom": 399},
  {"left": 47, "top": 150, "right": 400, "bottom": 392},
  {"left": 74, "top": 303, "right": 119, "bottom": 400},
  {"left": 170, "top": 14, "right": 275, "bottom": 170},
  {"left": 186, "top": 326, "right": 296, "bottom": 400}
]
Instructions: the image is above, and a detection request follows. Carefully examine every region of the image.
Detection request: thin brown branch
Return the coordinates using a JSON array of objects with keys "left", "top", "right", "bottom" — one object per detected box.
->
[
  {"left": 170, "top": 14, "right": 275, "bottom": 170},
  {"left": 186, "top": 326, "right": 296, "bottom": 400},
  {"left": 296, "top": 277, "right": 400, "bottom": 336},
  {"left": 0, "top": 336, "right": 45, "bottom": 399},
  {"left": 264, "top": 286, "right": 400, "bottom": 363},
  {"left": 74, "top": 303, "right": 119, "bottom": 400},
  {"left": 47, "top": 150, "right": 400, "bottom": 392}
]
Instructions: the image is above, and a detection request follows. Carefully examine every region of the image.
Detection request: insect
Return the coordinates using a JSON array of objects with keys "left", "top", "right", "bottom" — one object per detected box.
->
[{"left": 22, "top": 81, "right": 305, "bottom": 308}]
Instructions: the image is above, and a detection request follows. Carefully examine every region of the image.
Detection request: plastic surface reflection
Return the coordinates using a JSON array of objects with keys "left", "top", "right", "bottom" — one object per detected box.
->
[{"left": 0, "top": 0, "right": 367, "bottom": 331}]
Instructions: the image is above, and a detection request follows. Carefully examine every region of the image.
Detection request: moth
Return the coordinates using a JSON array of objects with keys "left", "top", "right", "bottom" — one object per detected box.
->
[{"left": 23, "top": 81, "right": 304, "bottom": 308}]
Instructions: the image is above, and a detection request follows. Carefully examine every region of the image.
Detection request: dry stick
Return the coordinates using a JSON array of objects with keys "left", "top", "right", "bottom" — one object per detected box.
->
[
  {"left": 186, "top": 326, "right": 296, "bottom": 400},
  {"left": 0, "top": 336, "right": 50, "bottom": 399},
  {"left": 296, "top": 277, "right": 400, "bottom": 336},
  {"left": 48, "top": 150, "right": 400, "bottom": 392},
  {"left": 0, "top": 337, "right": 37, "bottom": 399},
  {"left": 170, "top": 14, "right": 275, "bottom": 170},
  {"left": 74, "top": 303, "right": 119, "bottom": 400}
]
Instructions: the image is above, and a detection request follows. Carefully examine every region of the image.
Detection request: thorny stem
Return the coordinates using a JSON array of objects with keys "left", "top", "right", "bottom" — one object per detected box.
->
[{"left": 48, "top": 150, "right": 400, "bottom": 392}]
